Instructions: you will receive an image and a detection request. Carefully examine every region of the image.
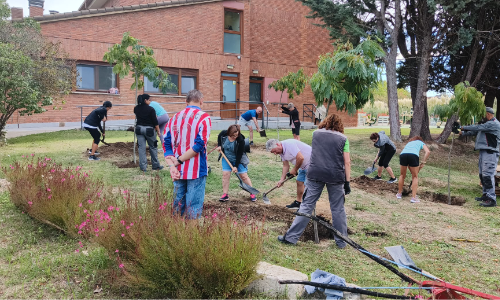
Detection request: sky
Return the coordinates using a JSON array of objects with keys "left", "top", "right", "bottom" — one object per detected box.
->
[{"left": 6, "top": 0, "right": 81, "bottom": 16}]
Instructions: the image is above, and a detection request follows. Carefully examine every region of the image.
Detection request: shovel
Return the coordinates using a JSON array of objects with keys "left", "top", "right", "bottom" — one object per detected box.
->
[
  {"left": 262, "top": 174, "right": 295, "bottom": 204},
  {"left": 364, "top": 162, "right": 376, "bottom": 175},
  {"left": 220, "top": 151, "right": 260, "bottom": 195},
  {"left": 259, "top": 129, "right": 267, "bottom": 138},
  {"left": 100, "top": 122, "right": 110, "bottom": 146},
  {"left": 384, "top": 245, "right": 444, "bottom": 282}
]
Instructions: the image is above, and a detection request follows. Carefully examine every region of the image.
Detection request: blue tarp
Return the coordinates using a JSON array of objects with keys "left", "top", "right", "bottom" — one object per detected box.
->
[{"left": 304, "top": 269, "right": 346, "bottom": 300}]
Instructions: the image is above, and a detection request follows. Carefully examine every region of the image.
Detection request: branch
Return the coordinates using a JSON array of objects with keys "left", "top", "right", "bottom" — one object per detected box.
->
[{"left": 380, "top": 0, "right": 394, "bottom": 34}]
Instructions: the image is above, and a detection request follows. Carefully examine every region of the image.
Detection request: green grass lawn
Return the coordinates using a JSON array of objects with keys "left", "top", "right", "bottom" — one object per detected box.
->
[{"left": 1, "top": 128, "right": 499, "bottom": 298}]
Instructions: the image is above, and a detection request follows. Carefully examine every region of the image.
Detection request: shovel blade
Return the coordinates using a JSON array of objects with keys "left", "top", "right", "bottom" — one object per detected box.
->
[
  {"left": 364, "top": 166, "right": 376, "bottom": 175},
  {"left": 239, "top": 183, "right": 260, "bottom": 195},
  {"left": 259, "top": 130, "right": 267, "bottom": 138},
  {"left": 384, "top": 245, "right": 418, "bottom": 269},
  {"left": 262, "top": 194, "right": 271, "bottom": 205}
]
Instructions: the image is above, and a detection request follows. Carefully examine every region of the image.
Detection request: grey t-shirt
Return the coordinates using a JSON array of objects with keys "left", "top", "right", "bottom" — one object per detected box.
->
[
  {"left": 223, "top": 138, "right": 237, "bottom": 164},
  {"left": 307, "top": 129, "right": 348, "bottom": 185}
]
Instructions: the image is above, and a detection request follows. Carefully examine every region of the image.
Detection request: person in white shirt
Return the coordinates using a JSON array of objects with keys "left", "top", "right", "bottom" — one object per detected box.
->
[{"left": 266, "top": 139, "right": 312, "bottom": 209}]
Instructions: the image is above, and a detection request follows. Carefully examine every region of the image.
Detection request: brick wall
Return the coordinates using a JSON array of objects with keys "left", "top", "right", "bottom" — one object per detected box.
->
[
  {"left": 29, "top": 6, "right": 43, "bottom": 17},
  {"left": 10, "top": 0, "right": 357, "bottom": 127},
  {"left": 11, "top": 7, "right": 23, "bottom": 19}
]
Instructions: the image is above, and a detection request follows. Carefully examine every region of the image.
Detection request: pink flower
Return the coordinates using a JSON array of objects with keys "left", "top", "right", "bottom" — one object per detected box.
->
[
  {"left": 70, "top": 175, "right": 74, "bottom": 180},
  {"left": 22, "top": 155, "right": 25, "bottom": 158},
  {"left": 126, "top": 226, "right": 130, "bottom": 230},
  {"left": 95, "top": 233, "right": 99, "bottom": 237},
  {"left": 101, "top": 228, "right": 105, "bottom": 231},
  {"left": 10, "top": 165, "right": 14, "bottom": 170},
  {"left": 212, "top": 213, "right": 217, "bottom": 218},
  {"left": 228, "top": 207, "right": 231, "bottom": 211},
  {"left": 120, "top": 220, "right": 125, "bottom": 225},
  {"left": 84, "top": 209, "right": 87, "bottom": 213},
  {"left": 121, "top": 233, "right": 125, "bottom": 237},
  {"left": 97, "top": 192, "right": 101, "bottom": 197},
  {"left": 61, "top": 178, "right": 65, "bottom": 182},
  {"left": 139, "top": 216, "right": 142, "bottom": 219},
  {"left": 43, "top": 163, "right": 46, "bottom": 167},
  {"left": 119, "top": 264, "right": 124, "bottom": 269},
  {"left": 45, "top": 157, "right": 51, "bottom": 161},
  {"left": 115, "top": 249, "right": 119, "bottom": 253},
  {"left": 262, "top": 232, "right": 267, "bottom": 235},
  {"left": 115, "top": 207, "right": 119, "bottom": 211},
  {"left": 47, "top": 188, "right": 51, "bottom": 192},
  {"left": 31, "top": 153, "right": 35, "bottom": 157},
  {"left": 75, "top": 249, "right": 80, "bottom": 253},
  {"left": 78, "top": 231, "right": 82, "bottom": 234},
  {"left": 28, "top": 165, "right": 32, "bottom": 168},
  {"left": 94, "top": 228, "right": 99, "bottom": 233},
  {"left": 123, "top": 190, "right": 128, "bottom": 194},
  {"left": 130, "top": 223, "right": 134, "bottom": 226},
  {"left": 48, "top": 195, "right": 52, "bottom": 199},
  {"left": 50, "top": 169, "right": 55, "bottom": 173},
  {"left": 28, "top": 201, "right": 33, "bottom": 206},
  {"left": 78, "top": 203, "right": 82, "bottom": 207},
  {"left": 107, "top": 206, "right": 114, "bottom": 211},
  {"left": 84, "top": 173, "right": 88, "bottom": 177},
  {"left": 88, "top": 200, "right": 93, "bottom": 204}
]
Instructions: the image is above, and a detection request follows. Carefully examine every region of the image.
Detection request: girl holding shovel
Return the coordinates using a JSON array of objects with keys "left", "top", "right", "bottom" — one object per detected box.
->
[
  {"left": 370, "top": 131, "right": 397, "bottom": 183},
  {"left": 396, "top": 136, "right": 430, "bottom": 203},
  {"left": 216, "top": 125, "right": 256, "bottom": 202}
]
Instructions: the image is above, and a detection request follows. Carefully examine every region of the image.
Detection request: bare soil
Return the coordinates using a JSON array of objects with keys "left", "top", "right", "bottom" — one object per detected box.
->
[
  {"left": 351, "top": 175, "right": 466, "bottom": 206},
  {"left": 0, "top": 178, "right": 10, "bottom": 193},
  {"left": 85, "top": 142, "right": 153, "bottom": 168},
  {"left": 203, "top": 199, "right": 354, "bottom": 242}
]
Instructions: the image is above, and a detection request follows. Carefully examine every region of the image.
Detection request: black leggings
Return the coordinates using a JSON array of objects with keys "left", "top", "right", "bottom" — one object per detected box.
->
[
  {"left": 85, "top": 127, "right": 101, "bottom": 145},
  {"left": 379, "top": 146, "right": 396, "bottom": 168}
]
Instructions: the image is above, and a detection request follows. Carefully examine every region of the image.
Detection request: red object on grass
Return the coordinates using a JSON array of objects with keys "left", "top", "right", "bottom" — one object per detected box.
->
[{"left": 422, "top": 281, "right": 500, "bottom": 300}]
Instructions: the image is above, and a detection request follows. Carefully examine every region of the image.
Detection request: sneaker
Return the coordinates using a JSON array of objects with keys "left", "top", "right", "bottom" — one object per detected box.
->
[
  {"left": 480, "top": 199, "right": 497, "bottom": 207},
  {"left": 286, "top": 200, "right": 301, "bottom": 209},
  {"left": 219, "top": 193, "right": 229, "bottom": 202},
  {"left": 387, "top": 177, "right": 398, "bottom": 184},
  {"left": 250, "top": 141, "right": 254, "bottom": 146},
  {"left": 396, "top": 193, "right": 402, "bottom": 199},
  {"left": 250, "top": 194, "right": 257, "bottom": 202},
  {"left": 277, "top": 235, "right": 294, "bottom": 245},
  {"left": 152, "top": 166, "right": 164, "bottom": 171},
  {"left": 475, "top": 194, "right": 488, "bottom": 201},
  {"left": 410, "top": 197, "right": 420, "bottom": 203},
  {"left": 373, "top": 175, "right": 382, "bottom": 180},
  {"left": 88, "top": 150, "right": 100, "bottom": 155},
  {"left": 88, "top": 155, "right": 100, "bottom": 161}
]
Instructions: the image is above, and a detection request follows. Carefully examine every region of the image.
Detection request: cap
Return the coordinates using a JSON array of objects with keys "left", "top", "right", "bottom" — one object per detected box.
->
[{"left": 486, "top": 107, "right": 494, "bottom": 114}]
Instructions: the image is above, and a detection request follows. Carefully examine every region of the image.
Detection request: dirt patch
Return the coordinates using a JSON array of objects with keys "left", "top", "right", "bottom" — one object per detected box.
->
[
  {"left": 0, "top": 178, "right": 10, "bottom": 193},
  {"left": 351, "top": 175, "right": 465, "bottom": 206},
  {"left": 203, "top": 199, "right": 353, "bottom": 242},
  {"left": 364, "top": 230, "right": 388, "bottom": 237},
  {"left": 115, "top": 161, "right": 140, "bottom": 169},
  {"left": 84, "top": 142, "right": 156, "bottom": 168}
]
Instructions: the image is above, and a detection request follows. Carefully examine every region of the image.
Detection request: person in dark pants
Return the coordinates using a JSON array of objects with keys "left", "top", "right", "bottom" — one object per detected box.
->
[
  {"left": 83, "top": 101, "right": 112, "bottom": 161},
  {"left": 281, "top": 103, "right": 301, "bottom": 140},
  {"left": 134, "top": 95, "right": 163, "bottom": 172},
  {"left": 278, "top": 114, "right": 351, "bottom": 248},
  {"left": 461, "top": 107, "right": 500, "bottom": 207},
  {"left": 370, "top": 131, "right": 397, "bottom": 183}
]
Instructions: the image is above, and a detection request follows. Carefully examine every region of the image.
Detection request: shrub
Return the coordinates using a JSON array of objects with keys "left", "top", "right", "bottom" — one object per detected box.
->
[{"left": 3, "top": 156, "right": 99, "bottom": 237}]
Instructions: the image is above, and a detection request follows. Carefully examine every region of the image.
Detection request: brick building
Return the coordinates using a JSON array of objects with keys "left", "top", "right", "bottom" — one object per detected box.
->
[{"left": 7, "top": 0, "right": 358, "bottom": 128}]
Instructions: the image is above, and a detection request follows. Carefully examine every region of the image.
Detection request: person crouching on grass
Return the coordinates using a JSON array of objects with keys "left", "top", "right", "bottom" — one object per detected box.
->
[
  {"left": 83, "top": 101, "right": 112, "bottom": 161},
  {"left": 217, "top": 124, "right": 256, "bottom": 202},
  {"left": 266, "top": 138, "right": 312, "bottom": 209},
  {"left": 370, "top": 131, "right": 397, "bottom": 183},
  {"left": 396, "top": 136, "right": 430, "bottom": 203},
  {"left": 278, "top": 114, "right": 351, "bottom": 248}
]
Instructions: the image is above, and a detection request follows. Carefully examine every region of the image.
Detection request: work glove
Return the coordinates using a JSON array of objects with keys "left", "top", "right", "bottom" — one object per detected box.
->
[
  {"left": 452, "top": 121, "right": 461, "bottom": 134},
  {"left": 344, "top": 181, "right": 351, "bottom": 195}
]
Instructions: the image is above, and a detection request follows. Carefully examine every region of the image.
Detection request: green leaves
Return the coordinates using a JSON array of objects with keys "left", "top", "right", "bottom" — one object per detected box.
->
[
  {"left": 103, "top": 32, "right": 177, "bottom": 96},
  {"left": 268, "top": 68, "right": 307, "bottom": 100},
  {"left": 310, "top": 39, "right": 384, "bottom": 115},
  {"left": 433, "top": 82, "right": 485, "bottom": 125}
]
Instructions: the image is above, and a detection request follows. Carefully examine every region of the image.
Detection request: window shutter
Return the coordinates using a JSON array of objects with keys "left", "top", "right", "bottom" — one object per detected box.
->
[
  {"left": 164, "top": 67, "right": 179, "bottom": 76},
  {"left": 182, "top": 69, "right": 198, "bottom": 77}
]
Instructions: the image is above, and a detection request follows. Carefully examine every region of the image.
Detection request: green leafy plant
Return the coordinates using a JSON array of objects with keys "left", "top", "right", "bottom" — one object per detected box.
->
[
  {"left": 433, "top": 82, "right": 485, "bottom": 126},
  {"left": 309, "top": 39, "right": 385, "bottom": 115}
]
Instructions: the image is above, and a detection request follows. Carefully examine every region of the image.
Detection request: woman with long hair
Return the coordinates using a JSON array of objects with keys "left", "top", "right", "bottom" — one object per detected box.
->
[
  {"left": 396, "top": 136, "right": 430, "bottom": 203},
  {"left": 134, "top": 94, "right": 163, "bottom": 172},
  {"left": 216, "top": 124, "right": 255, "bottom": 202},
  {"left": 278, "top": 114, "right": 351, "bottom": 248}
]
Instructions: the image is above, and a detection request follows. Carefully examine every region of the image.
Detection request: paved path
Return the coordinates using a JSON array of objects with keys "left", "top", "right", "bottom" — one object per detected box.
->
[{"left": 5, "top": 126, "right": 80, "bottom": 139}]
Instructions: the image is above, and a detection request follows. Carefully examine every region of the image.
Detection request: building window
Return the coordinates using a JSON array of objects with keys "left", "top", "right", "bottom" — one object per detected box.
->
[
  {"left": 224, "top": 9, "right": 242, "bottom": 54},
  {"left": 76, "top": 64, "right": 117, "bottom": 92},
  {"left": 144, "top": 68, "right": 198, "bottom": 95}
]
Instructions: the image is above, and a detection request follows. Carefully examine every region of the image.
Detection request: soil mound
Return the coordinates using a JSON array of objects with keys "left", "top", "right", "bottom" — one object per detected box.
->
[
  {"left": 351, "top": 175, "right": 465, "bottom": 206},
  {"left": 204, "top": 199, "right": 354, "bottom": 243}
]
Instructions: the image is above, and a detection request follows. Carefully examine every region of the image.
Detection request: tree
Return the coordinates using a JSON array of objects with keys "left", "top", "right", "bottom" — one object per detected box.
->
[
  {"left": 309, "top": 39, "right": 384, "bottom": 117},
  {"left": 297, "top": 0, "right": 403, "bottom": 141},
  {"left": 103, "top": 32, "right": 176, "bottom": 162},
  {"left": 373, "top": 81, "right": 411, "bottom": 102},
  {"left": 268, "top": 69, "right": 307, "bottom": 139},
  {"left": 0, "top": 1, "right": 74, "bottom": 142}
]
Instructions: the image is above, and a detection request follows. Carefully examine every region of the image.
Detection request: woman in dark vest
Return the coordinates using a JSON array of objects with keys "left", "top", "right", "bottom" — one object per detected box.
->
[
  {"left": 134, "top": 94, "right": 163, "bottom": 172},
  {"left": 278, "top": 114, "right": 351, "bottom": 248},
  {"left": 216, "top": 124, "right": 255, "bottom": 202}
]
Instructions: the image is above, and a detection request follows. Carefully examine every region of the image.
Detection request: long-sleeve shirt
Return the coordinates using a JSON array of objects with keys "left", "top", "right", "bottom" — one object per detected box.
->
[
  {"left": 134, "top": 104, "right": 158, "bottom": 127},
  {"left": 163, "top": 105, "right": 212, "bottom": 179},
  {"left": 282, "top": 106, "right": 300, "bottom": 126},
  {"left": 462, "top": 118, "right": 500, "bottom": 152},
  {"left": 84, "top": 106, "right": 107, "bottom": 132}
]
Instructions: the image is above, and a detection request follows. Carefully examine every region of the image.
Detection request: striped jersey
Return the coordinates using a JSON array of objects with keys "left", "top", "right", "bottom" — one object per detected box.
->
[{"left": 163, "top": 105, "right": 212, "bottom": 180}]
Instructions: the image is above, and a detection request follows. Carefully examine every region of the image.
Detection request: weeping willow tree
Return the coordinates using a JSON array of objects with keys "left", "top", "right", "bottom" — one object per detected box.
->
[{"left": 309, "top": 39, "right": 385, "bottom": 116}]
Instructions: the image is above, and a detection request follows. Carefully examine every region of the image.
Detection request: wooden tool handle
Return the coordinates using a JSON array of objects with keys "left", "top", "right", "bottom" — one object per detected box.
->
[
  {"left": 220, "top": 151, "right": 235, "bottom": 169},
  {"left": 264, "top": 175, "right": 295, "bottom": 194},
  {"left": 207, "top": 146, "right": 218, "bottom": 155}
]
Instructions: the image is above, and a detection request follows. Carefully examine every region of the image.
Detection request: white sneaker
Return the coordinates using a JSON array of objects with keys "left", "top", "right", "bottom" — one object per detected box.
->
[
  {"left": 387, "top": 178, "right": 398, "bottom": 184},
  {"left": 396, "top": 193, "right": 402, "bottom": 199},
  {"left": 410, "top": 197, "right": 420, "bottom": 203},
  {"left": 88, "top": 150, "right": 100, "bottom": 155}
]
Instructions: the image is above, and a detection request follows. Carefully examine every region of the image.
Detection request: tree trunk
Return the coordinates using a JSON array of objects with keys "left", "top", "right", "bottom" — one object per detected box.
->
[
  {"left": 386, "top": 57, "right": 402, "bottom": 142},
  {"left": 435, "top": 114, "right": 458, "bottom": 144},
  {"left": 497, "top": 90, "right": 500, "bottom": 120},
  {"left": 484, "top": 88, "right": 496, "bottom": 108},
  {"left": 133, "top": 70, "right": 138, "bottom": 164}
]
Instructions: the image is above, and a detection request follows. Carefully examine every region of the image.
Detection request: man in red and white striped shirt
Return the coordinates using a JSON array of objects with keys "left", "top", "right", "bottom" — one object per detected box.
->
[{"left": 163, "top": 89, "right": 212, "bottom": 219}]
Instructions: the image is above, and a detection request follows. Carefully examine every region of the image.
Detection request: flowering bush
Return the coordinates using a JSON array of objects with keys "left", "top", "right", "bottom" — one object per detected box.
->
[{"left": 4, "top": 157, "right": 264, "bottom": 298}]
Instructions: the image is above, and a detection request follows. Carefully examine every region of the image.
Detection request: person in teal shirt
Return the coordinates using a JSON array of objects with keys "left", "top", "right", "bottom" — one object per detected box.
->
[
  {"left": 396, "top": 136, "right": 430, "bottom": 203},
  {"left": 141, "top": 94, "right": 170, "bottom": 141}
]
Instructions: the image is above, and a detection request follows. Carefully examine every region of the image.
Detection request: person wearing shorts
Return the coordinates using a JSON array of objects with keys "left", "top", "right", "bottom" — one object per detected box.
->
[
  {"left": 266, "top": 138, "right": 311, "bottom": 209},
  {"left": 396, "top": 136, "right": 430, "bottom": 203},
  {"left": 281, "top": 103, "right": 301, "bottom": 140},
  {"left": 237, "top": 107, "right": 262, "bottom": 145},
  {"left": 217, "top": 124, "right": 255, "bottom": 202},
  {"left": 83, "top": 101, "right": 112, "bottom": 161},
  {"left": 370, "top": 131, "right": 397, "bottom": 183}
]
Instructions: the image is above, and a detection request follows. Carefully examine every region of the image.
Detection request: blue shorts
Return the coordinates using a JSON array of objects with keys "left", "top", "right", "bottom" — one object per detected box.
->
[
  {"left": 221, "top": 159, "right": 248, "bottom": 174},
  {"left": 296, "top": 169, "right": 307, "bottom": 183}
]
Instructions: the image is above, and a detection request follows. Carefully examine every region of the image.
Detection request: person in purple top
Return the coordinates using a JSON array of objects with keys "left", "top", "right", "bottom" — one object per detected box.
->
[{"left": 238, "top": 107, "right": 262, "bottom": 145}]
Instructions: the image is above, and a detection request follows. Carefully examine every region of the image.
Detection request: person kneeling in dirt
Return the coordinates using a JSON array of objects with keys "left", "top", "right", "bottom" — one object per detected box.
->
[
  {"left": 278, "top": 114, "right": 351, "bottom": 248},
  {"left": 83, "top": 101, "right": 112, "bottom": 161},
  {"left": 134, "top": 94, "right": 163, "bottom": 172},
  {"left": 266, "top": 138, "right": 311, "bottom": 209},
  {"left": 460, "top": 107, "right": 500, "bottom": 207},
  {"left": 370, "top": 131, "right": 397, "bottom": 183},
  {"left": 396, "top": 136, "right": 430, "bottom": 203},
  {"left": 217, "top": 125, "right": 255, "bottom": 202}
]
